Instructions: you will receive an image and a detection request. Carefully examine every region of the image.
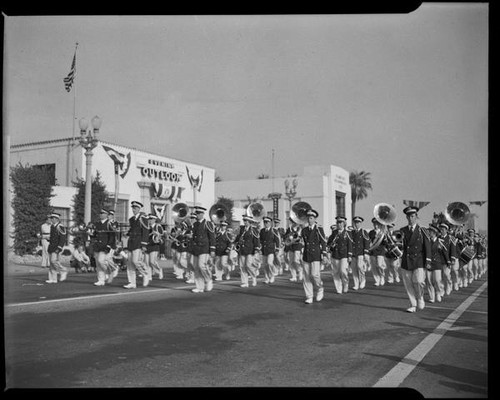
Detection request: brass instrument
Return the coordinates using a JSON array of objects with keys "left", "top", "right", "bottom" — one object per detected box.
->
[
  {"left": 369, "top": 203, "right": 398, "bottom": 253},
  {"left": 284, "top": 227, "right": 302, "bottom": 246},
  {"left": 209, "top": 203, "right": 229, "bottom": 224},
  {"left": 246, "top": 202, "right": 266, "bottom": 223},
  {"left": 172, "top": 202, "right": 190, "bottom": 223},
  {"left": 289, "top": 201, "right": 312, "bottom": 226},
  {"left": 444, "top": 202, "right": 470, "bottom": 226}
]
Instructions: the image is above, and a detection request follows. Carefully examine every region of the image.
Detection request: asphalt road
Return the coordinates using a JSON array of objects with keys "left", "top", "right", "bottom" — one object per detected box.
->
[{"left": 3, "top": 260, "right": 488, "bottom": 397}]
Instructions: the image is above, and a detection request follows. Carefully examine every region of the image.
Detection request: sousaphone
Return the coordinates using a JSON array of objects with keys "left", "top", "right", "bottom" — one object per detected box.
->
[
  {"left": 172, "top": 202, "right": 189, "bottom": 223},
  {"left": 290, "top": 201, "right": 312, "bottom": 226}
]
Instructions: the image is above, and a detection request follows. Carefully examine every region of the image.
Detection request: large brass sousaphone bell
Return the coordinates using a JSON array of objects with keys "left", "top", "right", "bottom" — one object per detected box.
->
[
  {"left": 290, "top": 201, "right": 312, "bottom": 226},
  {"left": 246, "top": 202, "right": 266, "bottom": 223},
  {"left": 172, "top": 202, "right": 189, "bottom": 223},
  {"left": 444, "top": 202, "right": 470, "bottom": 226},
  {"left": 373, "top": 203, "right": 397, "bottom": 226},
  {"left": 209, "top": 203, "right": 229, "bottom": 224}
]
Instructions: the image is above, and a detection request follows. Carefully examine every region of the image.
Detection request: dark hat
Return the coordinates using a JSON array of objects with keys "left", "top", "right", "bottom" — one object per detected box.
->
[
  {"left": 336, "top": 216, "right": 347, "bottom": 223},
  {"left": 438, "top": 223, "right": 449, "bottom": 230},
  {"left": 263, "top": 216, "right": 272, "bottom": 223},
  {"left": 100, "top": 208, "right": 109, "bottom": 214},
  {"left": 353, "top": 216, "right": 364, "bottom": 223},
  {"left": 428, "top": 224, "right": 440, "bottom": 234},
  {"left": 306, "top": 209, "right": 319, "bottom": 218},
  {"left": 131, "top": 201, "right": 143, "bottom": 208},
  {"left": 467, "top": 228, "right": 475, "bottom": 234},
  {"left": 194, "top": 206, "right": 207, "bottom": 213},
  {"left": 330, "top": 224, "right": 336, "bottom": 230},
  {"left": 50, "top": 212, "right": 61, "bottom": 219},
  {"left": 147, "top": 214, "right": 157, "bottom": 220},
  {"left": 220, "top": 221, "right": 228, "bottom": 226},
  {"left": 189, "top": 212, "right": 197, "bottom": 219},
  {"left": 273, "top": 218, "right": 280, "bottom": 223},
  {"left": 403, "top": 206, "right": 419, "bottom": 215},
  {"left": 371, "top": 217, "right": 378, "bottom": 224},
  {"left": 108, "top": 209, "right": 115, "bottom": 216}
]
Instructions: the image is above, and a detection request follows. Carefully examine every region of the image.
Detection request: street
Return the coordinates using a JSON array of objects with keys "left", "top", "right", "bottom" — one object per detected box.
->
[{"left": 4, "top": 260, "right": 488, "bottom": 396}]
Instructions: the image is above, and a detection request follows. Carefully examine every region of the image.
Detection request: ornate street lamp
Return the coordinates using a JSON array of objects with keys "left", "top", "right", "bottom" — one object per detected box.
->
[
  {"left": 284, "top": 178, "right": 298, "bottom": 227},
  {"left": 79, "top": 115, "right": 102, "bottom": 224}
]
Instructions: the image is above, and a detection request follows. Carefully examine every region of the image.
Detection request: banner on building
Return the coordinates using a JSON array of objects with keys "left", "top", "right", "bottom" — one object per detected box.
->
[{"left": 152, "top": 182, "right": 184, "bottom": 202}]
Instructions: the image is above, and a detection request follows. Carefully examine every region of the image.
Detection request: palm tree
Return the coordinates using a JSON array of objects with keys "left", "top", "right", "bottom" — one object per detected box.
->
[{"left": 349, "top": 170, "right": 373, "bottom": 218}]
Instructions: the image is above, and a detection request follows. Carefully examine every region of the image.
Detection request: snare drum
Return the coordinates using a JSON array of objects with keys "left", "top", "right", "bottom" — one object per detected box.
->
[
  {"left": 388, "top": 244, "right": 403, "bottom": 258},
  {"left": 460, "top": 246, "right": 476, "bottom": 264}
]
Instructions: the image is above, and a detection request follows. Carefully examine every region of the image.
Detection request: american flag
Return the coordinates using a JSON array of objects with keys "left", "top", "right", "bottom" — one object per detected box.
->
[{"left": 63, "top": 51, "right": 76, "bottom": 92}]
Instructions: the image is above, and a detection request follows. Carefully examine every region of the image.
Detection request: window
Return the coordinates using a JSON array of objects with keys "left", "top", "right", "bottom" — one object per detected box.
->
[
  {"left": 33, "top": 163, "right": 56, "bottom": 185},
  {"left": 335, "top": 191, "right": 346, "bottom": 218}
]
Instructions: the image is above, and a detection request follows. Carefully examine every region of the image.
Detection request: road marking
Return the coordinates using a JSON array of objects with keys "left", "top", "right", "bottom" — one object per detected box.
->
[
  {"left": 373, "top": 281, "right": 487, "bottom": 388},
  {"left": 425, "top": 305, "right": 487, "bottom": 315}
]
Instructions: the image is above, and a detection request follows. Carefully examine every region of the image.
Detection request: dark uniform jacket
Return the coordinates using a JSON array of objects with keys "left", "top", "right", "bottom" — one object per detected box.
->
[
  {"left": 146, "top": 223, "right": 164, "bottom": 253},
  {"left": 328, "top": 229, "right": 353, "bottom": 260},
  {"left": 399, "top": 225, "right": 431, "bottom": 271},
  {"left": 301, "top": 224, "right": 327, "bottom": 263},
  {"left": 215, "top": 230, "right": 232, "bottom": 257},
  {"left": 429, "top": 238, "right": 450, "bottom": 271},
  {"left": 48, "top": 223, "right": 66, "bottom": 253},
  {"left": 368, "top": 229, "right": 388, "bottom": 257},
  {"left": 351, "top": 228, "right": 370, "bottom": 257},
  {"left": 441, "top": 234, "right": 457, "bottom": 264},
  {"left": 127, "top": 213, "right": 149, "bottom": 251},
  {"left": 284, "top": 226, "right": 303, "bottom": 252},
  {"left": 191, "top": 219, "right": 216, "bottom": 256},
  {"left": 235, "top": 226, "right": 261, "bottom": 256},
  {"left": 260, "top": 227, "right": 280, "bottom": 256},
  {"left": 108, "top": 220, "right": 119, "bottom": 250},
  {"left": 475, "top": 241, "right": 486, "bottom": 259},
  {"left": 92, "top": 219, "right": 113, "bottom": 253}
]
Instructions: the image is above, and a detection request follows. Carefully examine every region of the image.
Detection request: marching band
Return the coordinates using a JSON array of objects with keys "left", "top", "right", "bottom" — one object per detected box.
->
[{"left": 50, "top": 199, "right": 487, "bottom": 312}]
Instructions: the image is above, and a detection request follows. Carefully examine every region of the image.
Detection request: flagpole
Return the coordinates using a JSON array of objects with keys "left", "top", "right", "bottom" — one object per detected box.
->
[{"left": 70, "top": 42, "right": 78, "bottom": 183}]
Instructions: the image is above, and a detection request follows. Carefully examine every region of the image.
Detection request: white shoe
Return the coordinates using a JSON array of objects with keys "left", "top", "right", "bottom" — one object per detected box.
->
[
  {"left": 60, "top": 272, "right": 68, "bottom": 282},
  {"left": 94, "top": 281, "right": 105, "bottom": 286},
  {"left": 225, "top": 275, "right": 231, "bottom": 280},
  {"left": 417, "top": 299, "right": 425, "bottom": 310},
  {"left": 143, "top": 276, "right": 150, "bottom": 287},
  {"left": 352, "top": 286, "right": 359, "bottom": 290},
  {"left": 192, "top": 288, "right": 204, "bottom": 293},
  {"left": 158, "top": 271, "right": 164, "bottom": 280},
  {"left": 251, "top": 278, "right": 257, "bottom": 287},
  {"left": 45, "top": 280, "right": 56, "bottom": 284},
  {"left": 123, "top": 283, "right": 136, "bottom": 289},
  {"left": 316, "top": 290, "right": 324, "bottom": 302},
  {"left": 186, "top": 278, "right": 195, "bottom": 284},
  {"left": 406, "top": 306, "right": 417, "bottom": 313},
  {"left": 270, "top": 276, "right": 275, "bottom": 283},
  {"left": 436, "top": 295, "right": 442, "bottom": 302},
  {"left": 264, "top": 279, "right": 270, "bottom": 284},
  {"left": 206, "top": 281, "right": 213, "bottom": 292},
  {"left": 289, "top": 278, "right": 297, "bottom": 282},
  {"left": 304, "top": 298, "right": 313, "bottom": 304},
  {"left": 240, "top": 283, "right": 249, "bottom": 288},
  {"left": 214, "top": 277, "right": 222, "bottom": 281}
]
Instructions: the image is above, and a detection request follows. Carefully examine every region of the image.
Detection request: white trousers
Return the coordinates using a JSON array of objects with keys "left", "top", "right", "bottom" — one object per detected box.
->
[
  {"left": 193, "top": 253, "right": 213, "bottom": 290},
  {"left": 386, "top": 257, "right": 401, "bottom": 283},
  {"left": 41, "top": 239, "right": 50, "bottom": 267},
  {"left": 351, "top": 255, "right": 367, "bottom": 289},
  {"left": 95, "top": 251, "right": 108, "bottom": 284},
  {"left": 287, "top": 250, "right": 303, "bottom": 280},
  {"left": 401, "top": 268, "right": 426, "bottom": 309},
  {"left": 262, "top": 253, "right": 276, "bottom": 281},
  {"left": 214, "top": 255, "right": 231, "bottom": 279},
  {"left": 426, "top": 269, "right": 444, "bottom": 302},
  {"left": 302, "top": 261, "right": 323, "bottom": 300},
  {"left": 370, "top": 255, "right": 387, "bottom": 285},
  {"left": 127, "top": 249, "right": 151, "bottom": 285},
  {"left": 239, "top": 254, "right": 258, "bottom": 285},
  {"left": 331, "top": 258, "right": 349, "bottom": 293}
]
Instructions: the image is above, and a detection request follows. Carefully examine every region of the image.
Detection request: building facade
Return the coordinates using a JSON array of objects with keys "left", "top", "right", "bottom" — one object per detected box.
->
[
  {"left": 9, "top": 138, "right": 215, "bottom": 229},
  {"left": 215, "top": 164, "right": 352, "bottom": 231}
]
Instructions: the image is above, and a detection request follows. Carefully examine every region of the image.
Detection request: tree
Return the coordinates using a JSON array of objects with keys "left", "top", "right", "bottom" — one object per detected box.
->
[
  {"left": 10, "top": 162, "right": 54, "bottom": 255},
  {"left": 349, "top": 170, "right": 373, "bottom": 218},
  {"left": 71, "top": 171, "right": 111, "bottom": 246}
]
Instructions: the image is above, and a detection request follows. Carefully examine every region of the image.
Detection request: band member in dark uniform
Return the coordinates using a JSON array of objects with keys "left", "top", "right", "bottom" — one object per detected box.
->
[
  {"left": 91, "top": 208, "right": 114, "bottom": 286},
  {"left": 438, "top": 222, "right": 457, "bottom": 295},
  {"left": 104, "top": 209, "right": 120, "bottom": 284},
  {"left": 123, "top": 201, "right": 150, "bottom": 289},
  {"left": 385, "top": 223, "right": 402, "bottom": 284},
  {"left": 273, "top": 218, "right": 287, "bottom": 275},
  {"left": 284, "top": 218, "right": 304, "bottom": 282},
  {"left": 300, "top": 209, "right": 327, "bottom": 304},
  {"left": 46, "top": 212, "right": 68, "bottom": 283},
  {"left": 350, "top": 216, "right": 370, "bottom": 290},
  {"left": 214, "top": 221, "right": 232, "bottom": 281},
  {"left": 190, "top": 206, "right": 216, "bottom": 293},
  {"left": 399, "top": 206, "right": 431, "bottom": 313},
  {"left": 260, "top": 216, "right": 281, "bottom": 284},
  {"left": 146, "top": 214, "right": 164, "bottom": 280},
  {"left": 425, "top": 224, "right": 449, "bottom": 303},
  {"left": 328, "top": 216, "right": 353, "bottom": 294},
  {"left": 234, "top": 215, "right": 261, "bottom": 287},
  {"left": 369, "top": 217, "right": 389, "bottom": 287}
]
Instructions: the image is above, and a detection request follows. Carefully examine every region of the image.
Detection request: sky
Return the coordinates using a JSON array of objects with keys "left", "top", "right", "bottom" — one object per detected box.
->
[{"left": 3, "top": 4, "right": 489, "bottom": 231}]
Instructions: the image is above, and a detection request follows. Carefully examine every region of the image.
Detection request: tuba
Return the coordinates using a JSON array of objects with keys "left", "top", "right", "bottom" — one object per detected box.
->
[
  {"left": 246, "top": 202, "right": 266, "bottom": 223},
  {"left": 172, "top": 202, "right": 189, "bottom": 224},
  {"left": 290, "top": 201, "right": 312, "bottom": 226},
  {"left": 369, "top": 203, "right": 397, "bottom": 252},
  {"left": 444, "top": 202, "right": 470, "bottom": 226},
  {"left": 209, "top": 203, "right": 229, "bottom": 224}
]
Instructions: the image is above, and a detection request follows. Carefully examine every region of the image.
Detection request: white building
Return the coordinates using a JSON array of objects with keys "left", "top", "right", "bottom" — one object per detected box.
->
[
  {"left": 9, "top": 137, "right": 215, "bottom": 228},
  {"left": 215, "top": 164, "right": 352, "bottom": 230}
]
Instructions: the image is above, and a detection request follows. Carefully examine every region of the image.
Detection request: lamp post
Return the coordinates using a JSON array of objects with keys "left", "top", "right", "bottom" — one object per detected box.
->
[
  {"left": 284, "top": 178, "right": 298, "bottom": 228},
  {"left": 79, "top": 115, "right": 102, "bottom": 224}
]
